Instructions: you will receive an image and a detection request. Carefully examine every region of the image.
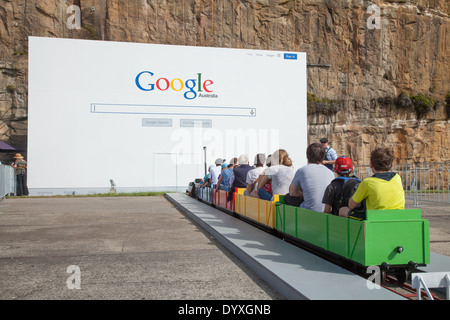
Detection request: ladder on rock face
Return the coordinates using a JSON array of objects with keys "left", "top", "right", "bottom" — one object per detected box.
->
[{"left": 412, "top": 272, "right": 450, "bottom": 300}]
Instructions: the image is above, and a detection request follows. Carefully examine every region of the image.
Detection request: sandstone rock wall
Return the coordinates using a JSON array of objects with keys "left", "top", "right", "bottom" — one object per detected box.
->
[{"left": 0, "top": 0, "right": 449, "bottom": 164}]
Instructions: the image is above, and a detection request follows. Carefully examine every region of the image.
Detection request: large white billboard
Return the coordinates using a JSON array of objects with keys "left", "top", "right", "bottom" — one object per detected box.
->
[{"left": 28, "top": 37, "right": 307, "bottom": 195}]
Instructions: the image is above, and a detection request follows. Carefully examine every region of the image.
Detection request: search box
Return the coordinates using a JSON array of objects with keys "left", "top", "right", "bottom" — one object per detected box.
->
[{"left": 91, "top": 103, "right": 256, "bottom": 117}]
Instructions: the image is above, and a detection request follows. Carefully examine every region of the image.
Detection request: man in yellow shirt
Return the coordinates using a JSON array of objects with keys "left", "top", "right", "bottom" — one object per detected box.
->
[{"left": 339, "top": 148, "right": 404, "bottom": 218}]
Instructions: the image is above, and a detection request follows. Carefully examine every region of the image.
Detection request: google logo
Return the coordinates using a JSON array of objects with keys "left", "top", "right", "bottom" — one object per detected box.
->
[{"left": 135, "top": 71, "right": 214, "bottom": 100}]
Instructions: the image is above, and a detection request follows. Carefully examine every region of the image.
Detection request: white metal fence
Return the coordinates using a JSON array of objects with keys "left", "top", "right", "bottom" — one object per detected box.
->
[
  {"left": 0, "top": 162, "right": 448, "bottom": 202},
  {"left": 354, "top": 162, "right": 450, "bottom": 205},
  {"left": 0, "top": 164, "right": 15, "bottom": 197}
]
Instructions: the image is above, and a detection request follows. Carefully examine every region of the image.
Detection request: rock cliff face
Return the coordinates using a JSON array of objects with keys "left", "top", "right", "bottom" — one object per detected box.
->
[{"left": 0, "top": 0, "right": 449, "bottom": 164}]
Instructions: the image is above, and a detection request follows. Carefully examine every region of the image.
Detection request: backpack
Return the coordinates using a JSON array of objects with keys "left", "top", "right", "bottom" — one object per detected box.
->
[{"left": 336, "top": 177, "right": 366, "bottom": 220}]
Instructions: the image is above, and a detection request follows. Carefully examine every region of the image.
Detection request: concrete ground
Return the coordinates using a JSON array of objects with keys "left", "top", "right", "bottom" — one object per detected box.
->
[
  {"left": 0, "top": 195, "right": 448, "bottom": 300},
  {"left": 0, "top": 196, "right": 283, "bottom": 300},
  {"left": 405, "top": 199, "right": 450, "bottom": 257}
]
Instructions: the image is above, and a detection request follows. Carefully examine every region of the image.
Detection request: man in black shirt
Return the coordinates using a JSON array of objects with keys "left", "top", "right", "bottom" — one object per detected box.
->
[{"left": 227, "top": 154, "right": 253, "bottom": 202}]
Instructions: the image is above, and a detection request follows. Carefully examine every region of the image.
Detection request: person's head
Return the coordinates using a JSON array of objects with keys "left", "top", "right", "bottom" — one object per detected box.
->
[
  {"left": 370, "top": 147, "right": 394, "bottom": 172},
  {"left": 271, "top": 149, "right": 292, "bottom": 167},
  {"left": 14, "top": 153, "right": 24, "bottom": 160},
  {"left": 229, "top": 157, "right": 238, "bottom": 167},
  {"left": 215, "top": 158, "right": 223, "bottom": 166},
  {"left": 334, "top": 156, "right": 353, "bottom": 177},
  {"left": 306, "top": 143, "right": 326, "bottom": 164},
  {"left": 320, "top": 137, "right": 329, "bottom": 148},
  {"left": 266, "top": 155, "right": 272, "bottom": 167},
  {"left": 254, "top": 153, "right": 266, "bottom": 167},
  {"left": 238, "top": 154, "right": 249, "bottom": 165}
]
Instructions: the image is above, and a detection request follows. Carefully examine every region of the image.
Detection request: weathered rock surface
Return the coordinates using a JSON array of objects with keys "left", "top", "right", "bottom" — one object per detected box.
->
[{"left": 0, "top": 0, "right": 449, "bottom": 164}]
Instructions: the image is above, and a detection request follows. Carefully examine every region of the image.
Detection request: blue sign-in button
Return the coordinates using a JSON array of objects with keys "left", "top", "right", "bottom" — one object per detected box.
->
[{"left": 284, "top": 53, "right": 298, "bottom": 60}]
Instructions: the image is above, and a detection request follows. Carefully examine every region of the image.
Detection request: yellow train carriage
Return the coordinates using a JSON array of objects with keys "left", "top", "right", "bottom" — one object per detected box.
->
[{"left": 234, "top": 189, "right": 279, "bottom": 229}]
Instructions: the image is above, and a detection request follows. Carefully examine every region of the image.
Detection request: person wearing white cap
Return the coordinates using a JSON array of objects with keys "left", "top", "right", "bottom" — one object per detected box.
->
[{"left": 209, "top": 158, "right": 223, "bottom": 185}]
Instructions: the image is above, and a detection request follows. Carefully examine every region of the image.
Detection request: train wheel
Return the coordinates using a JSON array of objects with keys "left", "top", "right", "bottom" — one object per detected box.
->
[{"left": 395, "top": 269, "right": 410, "bottom": 285}]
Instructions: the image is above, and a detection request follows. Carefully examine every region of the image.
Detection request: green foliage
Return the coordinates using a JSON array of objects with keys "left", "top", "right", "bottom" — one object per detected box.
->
[
  {"left": 394, "top": 92, "right": 412, "bottom": 108},
  {"left": 377, "top": 96, "right": 394, "bottom": 105},
  {"left": 393, "top": 92, "right": 436, "bottom": 118},
  {"left": 410, "top": 93, "right": 435, "bottom": 117},
  {"left": 8, "top": 191, "right": 170, "bottom": 199},
  {"left": 82, "top": 25, "right": 99, "bottom": 40},
  {"left": 6, "top": 84, "right": 15, "bottom": 93},
  {"left": 307, "top": 92, "right": 341, "bottom": 116}
]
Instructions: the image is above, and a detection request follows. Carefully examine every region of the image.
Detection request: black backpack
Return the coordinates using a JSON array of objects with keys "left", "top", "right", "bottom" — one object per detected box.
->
[{"left": 336, "top": 177, "right": 366, "bottom": 220}]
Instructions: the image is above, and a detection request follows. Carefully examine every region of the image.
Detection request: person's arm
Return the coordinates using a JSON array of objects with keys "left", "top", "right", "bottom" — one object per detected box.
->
[
  {"left": 215, "top": 175, "right": 224, "bottom": 190},
  {"left": 289, "top": 183, "right": 303, "bottom": 198},
  {"left": 323, "top": 204, "right": 332, "bottom": 214},
  {"left": 348, "top": 197, "right": 360, "bottom": 210},
  {"left": 257, "top": 175, "right": 270, "bottom": 191}
]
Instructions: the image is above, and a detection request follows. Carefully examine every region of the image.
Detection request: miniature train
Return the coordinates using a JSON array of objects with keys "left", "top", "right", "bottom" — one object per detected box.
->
[{"left": 188, "top": 183, "right": 430, "bottom": 283}]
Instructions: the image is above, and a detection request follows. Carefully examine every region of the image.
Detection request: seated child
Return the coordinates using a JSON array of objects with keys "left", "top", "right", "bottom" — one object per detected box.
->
[
  {"left": 322, "top": 156, "right": 358, "bottom": 215},
  {"left": 339, "top": 148, "right": 405, "bottom": 218}
]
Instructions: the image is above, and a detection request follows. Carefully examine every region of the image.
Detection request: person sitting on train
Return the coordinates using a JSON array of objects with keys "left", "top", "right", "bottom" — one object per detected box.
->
[
  {"left": 227, "top": 154, "right": 253, "bottom": 202},
  {"left": 215, "top": 162, "right": 232, "bottom": 191},
  {"left": 256, "top": 149, "right": 294, "bottom": 201},
  {"left": 209, "top": 158, "right": 223, "bottom": 185},
  {"left": 322, "top": 156, "right": 359, "bottom": 215},
  {"left": 249, "top": 155, "right": 272, "bottom": 198},
  {"left": 244, "top": 153, "right": 266, "bottom": 196},
  {"left": 199, "top": 172, "right": 211, "bottom": 188},
  {"left": 224, "top": 157, "right": 239, "bottom": 190},
  {"left": 199, "top": 165, "right": 213, "bottom": 188},
  {"left": 289, "top": 143, "right": 335, "bottom": 211},
  {"left": 338, "top": 147, "right": 405, "bottom": 218}
]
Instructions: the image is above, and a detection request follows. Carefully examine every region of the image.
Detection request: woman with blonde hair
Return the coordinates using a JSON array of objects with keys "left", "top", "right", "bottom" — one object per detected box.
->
[{"left": 256, "top": 149, "right": 294, "bottom": 201}]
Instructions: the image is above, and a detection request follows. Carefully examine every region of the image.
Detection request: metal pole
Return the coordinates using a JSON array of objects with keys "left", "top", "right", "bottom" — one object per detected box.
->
[
  {"left": 413, "top": 164, "right": 418, "bottom": 207},
  {"left": 203, "top": 146, "right": 207, "bottom": 176}
]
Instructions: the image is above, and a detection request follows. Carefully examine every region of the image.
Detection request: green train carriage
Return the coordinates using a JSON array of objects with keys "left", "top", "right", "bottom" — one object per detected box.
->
[
  {"left": 275, "top": 196, "right": 430, "bottom": 282},
  {"left": 194, "top": 186, "right": 430, "bottom": 283}
]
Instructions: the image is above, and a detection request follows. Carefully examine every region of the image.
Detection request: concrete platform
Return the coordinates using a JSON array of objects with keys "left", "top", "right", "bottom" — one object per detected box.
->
[
  {"left": 420, "top": 252, "right": 450, "bottom": 273},
  {"left": 166, "top": 193, "right": 405, "bottom": 300},
  {"left": 0, "top": 196, "right": 282, "bottom": 299}
]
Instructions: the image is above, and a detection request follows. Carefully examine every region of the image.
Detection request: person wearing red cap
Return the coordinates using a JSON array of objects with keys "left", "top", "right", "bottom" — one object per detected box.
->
[{"left": 322, "top": 156, "right": 358, "bottom": 215}]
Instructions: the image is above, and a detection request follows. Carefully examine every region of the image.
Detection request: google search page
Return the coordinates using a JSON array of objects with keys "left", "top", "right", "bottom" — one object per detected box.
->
[{"left": 28, "top": 37, "right": 307, "bottom": 195}]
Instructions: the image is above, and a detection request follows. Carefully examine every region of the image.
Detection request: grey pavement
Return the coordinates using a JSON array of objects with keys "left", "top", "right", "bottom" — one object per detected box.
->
[
  {"left": 405, "top": 199, "right": 450, "bottom": 257},
  {"left": 0, "top": 196, "right": 283, "bottom": 300},
  {"left": 0, "top": 195, "right": 448, "bottom": 300}
]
